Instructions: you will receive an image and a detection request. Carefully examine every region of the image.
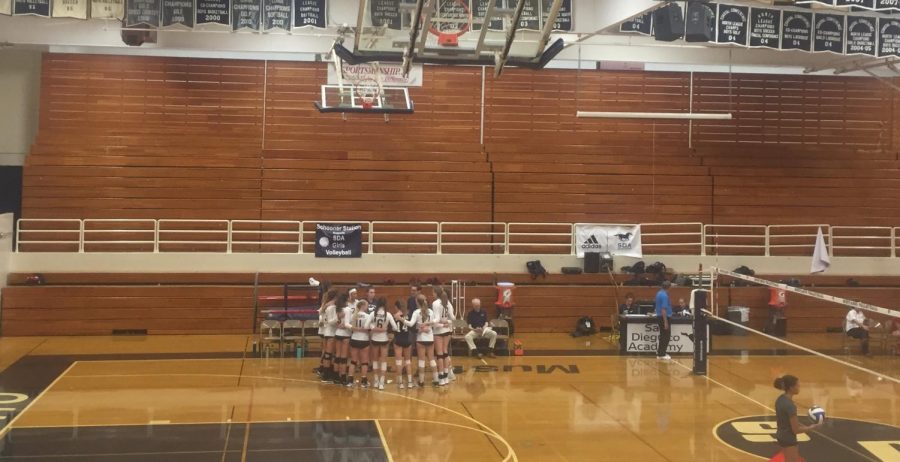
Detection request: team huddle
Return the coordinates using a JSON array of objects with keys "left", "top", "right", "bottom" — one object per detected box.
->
[{"left": 314, "top": 285, "right": 460, "bottom": 390}]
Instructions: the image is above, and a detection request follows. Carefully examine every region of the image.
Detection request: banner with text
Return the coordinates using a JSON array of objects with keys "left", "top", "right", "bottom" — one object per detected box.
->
[
  {"left": 52, "top": 0, "right": 87, "bottom": 18},
  {"left": 327, "top": 62, "right": 423, "bottom": 87},
  {"left": 574, "top": 224, "right": 642, "bottom": 258},
  {"left": 315, "top": 223, "right": 363, "bottom": 258},
  {"left": 91, "top": 0, "right": 123, "bottom": 19}
]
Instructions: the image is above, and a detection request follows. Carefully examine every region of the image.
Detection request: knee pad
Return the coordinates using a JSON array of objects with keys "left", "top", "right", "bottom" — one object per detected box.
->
[
  {"left": 381, "top": 362, "right": 388, "bottom": 371},
  {"left": 362, "top": 363, "right": 370, "bottom": 369},
  {"left": 404, "top": 359, "right": 412, "bottom": 367},
  {"left": 429, "top": 360, "right": 437, "bottom": 368},
  {"left": 418, "top": 360, "right": 426, "bottom": 369},
  {"left": 395, "top": 359, "right": 403, "bottom": 367},
  {"left": 323, "top": 353, "right": 333, "bottom": 360}
]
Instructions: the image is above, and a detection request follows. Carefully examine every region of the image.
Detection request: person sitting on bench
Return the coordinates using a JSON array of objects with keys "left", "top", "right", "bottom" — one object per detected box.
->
[
  {"left": 845, "top": 307, "right": 870, "bottom": 356},
  {"left": 465, "top": 298, "right": 497, "bottom": 359}
]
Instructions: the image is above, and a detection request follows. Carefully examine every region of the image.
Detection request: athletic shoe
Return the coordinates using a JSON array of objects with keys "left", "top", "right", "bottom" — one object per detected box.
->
[
  {"left": 477, "top": 352, "right": 484, "bottom": 359},
  {"left": 418, "top": 381, "right": 425, "bottom": 388},
  {"left": 345, "top": 380, "right": 354, "bottom": 388},
  {"left": 657, "top": 355, "right": 672, "bottom": 361},
  {"left": 447, "top": 370, "right": 456, "bottom": 381},
  {"left": 378, "top": 383, "right": 385, "bottom": 391},
  {"left": 409, "top": 380, "right": 417, "bottom": 388},
  {"left": 432, "top": 381, "right": 440, "bottom": 387},
  {"left": 488, "top": 351, "right": 496, "bottom": 358},
  {"left": 399, "top": 382, "right": 405, "bottom": 390},
  {"left": 361, "top": 379, "right": 369, "bottom": 389}
]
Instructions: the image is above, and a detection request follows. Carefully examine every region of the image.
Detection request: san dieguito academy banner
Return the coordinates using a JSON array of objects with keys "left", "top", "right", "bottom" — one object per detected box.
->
[
  {"left": 315, "top": 223, "right": 362, "bottom": 258},
  {"left": 574, "top": 224, "right": 642, "bottom": 258}
]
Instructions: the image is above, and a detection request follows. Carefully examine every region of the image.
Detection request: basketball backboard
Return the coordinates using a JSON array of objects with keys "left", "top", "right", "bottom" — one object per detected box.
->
[
  {"left": 314, "top": 84, "right": 413, "bottom": 114},
  {"left": 344, "top": 0, "right": 569, "bottom": 76}
]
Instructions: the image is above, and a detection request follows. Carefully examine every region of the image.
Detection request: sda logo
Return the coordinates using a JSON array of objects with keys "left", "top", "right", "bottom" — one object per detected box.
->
[{"left": 715, "top": 415, "right": 900, "bottom": 461}]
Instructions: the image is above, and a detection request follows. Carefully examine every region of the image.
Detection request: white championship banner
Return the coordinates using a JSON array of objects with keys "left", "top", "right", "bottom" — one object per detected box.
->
[
  {"left": 715, "top": 267, "right": 900, "bottom": 318},
  {"left": 52, "top": 0, "right": 87, "bottom": 18},
  {"left": 574, "top": 224, "right": 642, "bottom": 258},
  {"left": 90, "top": 0, "right": 123, "bottom": 19}
]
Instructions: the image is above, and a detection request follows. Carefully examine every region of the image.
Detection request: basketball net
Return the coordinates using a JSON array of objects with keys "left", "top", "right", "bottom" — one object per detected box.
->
[{"left": 430, "top": 0, "right": 470, "bottom": 47}]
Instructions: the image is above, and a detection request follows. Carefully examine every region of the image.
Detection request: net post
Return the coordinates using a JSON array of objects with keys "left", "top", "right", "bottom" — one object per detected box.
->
[{"left": 691, "top": 288, "right": 710, "bottom": 376}]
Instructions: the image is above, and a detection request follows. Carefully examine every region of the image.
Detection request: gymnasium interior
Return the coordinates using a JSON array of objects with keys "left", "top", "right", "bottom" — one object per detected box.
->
[{"left": 0, "top": 0, "right": 899, "bottom": 461}]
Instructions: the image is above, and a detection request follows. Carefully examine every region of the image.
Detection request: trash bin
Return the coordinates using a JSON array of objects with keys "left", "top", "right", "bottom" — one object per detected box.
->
[{"left": 727, "top": 306, "right": 750, "bottom": 336}]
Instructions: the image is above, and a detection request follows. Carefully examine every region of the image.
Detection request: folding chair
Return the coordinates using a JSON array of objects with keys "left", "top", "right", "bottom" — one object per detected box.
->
[
  {"left": 303, "top": 319, "right": 323, "bottom": 355},
  {"left": 491, "top": 318, "right": 511, "bottom": 354},
  {"left": 282, "top": 320, "right": 304, "bottom": 357},
  {"left": 450, "top": 319, "right": 468, "bottom": 355},
  {"left": 258, "top": 320, "right": 283, "bottom": 358}
]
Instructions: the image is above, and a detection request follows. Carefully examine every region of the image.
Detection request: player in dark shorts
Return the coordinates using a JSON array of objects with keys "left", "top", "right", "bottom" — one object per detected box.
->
[
  {"left": 391, "top": 300, "right": 415, "bottom": 389},
  {"left": 348, "top": 300, "right": 372, "bottom": 388},
  {"left": 368, "top": 299, "right": 398, "bottom": 391},
  {"left": 333, "top": 292, "right": 353, "bottom": 386},
  {"left": 773, "top": 374, "right": 822, "bottom": 462}
]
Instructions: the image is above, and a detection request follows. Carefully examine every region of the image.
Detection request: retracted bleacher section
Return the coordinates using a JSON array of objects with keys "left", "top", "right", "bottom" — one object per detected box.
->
[{"left": 5, "top": 272, "right": 900, "bottom": 336}]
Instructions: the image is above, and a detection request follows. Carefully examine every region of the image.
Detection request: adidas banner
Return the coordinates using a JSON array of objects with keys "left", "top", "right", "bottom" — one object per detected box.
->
[{"left": 574, "top": 225, "right": 642, "bottom": 258}]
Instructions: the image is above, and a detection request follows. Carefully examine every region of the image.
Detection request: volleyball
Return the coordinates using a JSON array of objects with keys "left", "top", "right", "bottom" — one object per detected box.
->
[{"left": 808, "top": 406, "right": 826, "bottom": 424}]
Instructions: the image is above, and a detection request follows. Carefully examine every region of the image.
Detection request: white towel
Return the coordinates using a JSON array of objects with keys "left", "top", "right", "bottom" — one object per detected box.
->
[{"left": 810, "top": 227, "right": 831, "bottom": 274}]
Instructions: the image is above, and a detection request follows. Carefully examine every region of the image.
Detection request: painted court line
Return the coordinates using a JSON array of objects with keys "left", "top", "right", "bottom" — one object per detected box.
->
[
  {"left": 0, "top": 360, "right": 79, "bottom": 439},
  {"left": 374, "top": 419, "right": 395, "bottom": 462}
]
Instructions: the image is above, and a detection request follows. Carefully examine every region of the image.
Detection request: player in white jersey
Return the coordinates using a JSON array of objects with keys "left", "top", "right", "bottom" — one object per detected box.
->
[
  {"left": 391, "top": 300, "right": 416, "bottom": 389},
  {"left": 369, "top": 300, "right": 399, "bottom": 390},
  {"left": 348, "top": 300, "right": 372, "bottom": 388},
  {"left": 402, "top": 294, "right": 439, "bottom": 387},
  {"left": 432, "top": 287, "right": 456, "bottom": 385},
  {"left": 316, "top": 289, "right": 338, "bottom": 382},
  {"left": 333, "top": 292, "right": 354, "bottom": 386}
]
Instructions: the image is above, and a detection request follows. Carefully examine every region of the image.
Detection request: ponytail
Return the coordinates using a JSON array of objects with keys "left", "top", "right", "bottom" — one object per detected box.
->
[{"left": 773, "top": 374, "right": 798, "bottom": 391}]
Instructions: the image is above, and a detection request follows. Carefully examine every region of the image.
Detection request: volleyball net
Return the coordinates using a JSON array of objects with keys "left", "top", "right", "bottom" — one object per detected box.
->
[{"left": 690, "top": 267, "right": 900, "bottom": 388}]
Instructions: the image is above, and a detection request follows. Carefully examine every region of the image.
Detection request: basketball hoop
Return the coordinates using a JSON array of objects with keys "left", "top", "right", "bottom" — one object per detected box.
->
[
  {"left": 429, "top": 0, "right": 470, "bottom": 47},
  {"left": 355, "top": 77, "right": 381, "bottom": 110}
]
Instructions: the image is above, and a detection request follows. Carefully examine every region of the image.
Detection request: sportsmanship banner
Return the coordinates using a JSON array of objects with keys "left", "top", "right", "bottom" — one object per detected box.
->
[
  {"left": 574, "top": 224, "right": 642, "bottom": 259},
  {"left": 327, "top": 62, "right": 424, "bottom": 87},
  {"left": 715, "top": 268, "right": 900, "bottom": 319},
  {"left": 315, "top": 223, "right": 363, "bottom": 258}
]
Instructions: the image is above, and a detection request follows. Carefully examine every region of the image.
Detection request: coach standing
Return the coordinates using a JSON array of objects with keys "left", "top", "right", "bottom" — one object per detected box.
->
[{"left": 656, "top": 281, "right": 673, "bottom": 361}]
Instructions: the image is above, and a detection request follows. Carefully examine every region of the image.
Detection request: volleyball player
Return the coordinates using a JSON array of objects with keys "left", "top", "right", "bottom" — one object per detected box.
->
[
  {"left": 349, "top": 300, "right": 372, "bottom": 388},
  {"left": 333, "top": 292, "right": 353, "bottom": 386},
  {"left": 391, "top": 300, "right": 415, "bottom": 389},
  {"left": 431, "top": 287, "right": 456, "bottom": 385},
  {"left": 317, "top": 289, "right": 338, "bottom": 382},
  {"left": 369, "top": 299, "right": 398, "bottom": 390},
  {"left": 773, "top": 374, "right": 822, "bottom": 462},
  {"left": 402, "top": 294, "right": 438, "bottom": 387}
]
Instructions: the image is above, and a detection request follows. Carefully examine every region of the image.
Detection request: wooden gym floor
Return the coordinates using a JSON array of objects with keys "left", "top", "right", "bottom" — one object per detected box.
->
[{"left": 0, "top": 334, "right": 897, "bottom": 461}]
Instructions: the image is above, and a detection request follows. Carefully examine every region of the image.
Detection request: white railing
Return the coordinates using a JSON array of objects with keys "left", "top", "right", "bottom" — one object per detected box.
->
[{"left": 14, "top": 219, "right": 900, "bottom": 257}]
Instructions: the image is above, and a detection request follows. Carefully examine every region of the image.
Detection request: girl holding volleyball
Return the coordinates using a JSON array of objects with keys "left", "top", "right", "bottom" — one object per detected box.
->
[{"left": 773, "top": 375, "right": 823, "bottom": 462}]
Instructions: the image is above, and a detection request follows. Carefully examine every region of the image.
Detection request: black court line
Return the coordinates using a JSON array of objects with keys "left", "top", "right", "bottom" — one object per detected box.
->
[{"left": 0, "top": 421, "right": 389, "bottom": 462}]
